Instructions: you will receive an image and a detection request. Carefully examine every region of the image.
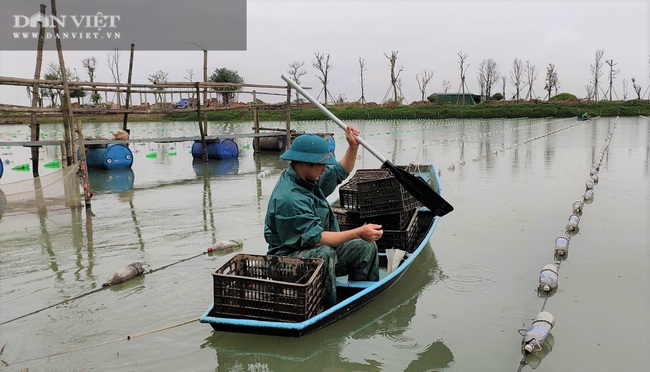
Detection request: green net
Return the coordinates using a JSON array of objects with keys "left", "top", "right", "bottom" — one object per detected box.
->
[{"left": 0, "top": 163, "right": 81, "bottom": 218}]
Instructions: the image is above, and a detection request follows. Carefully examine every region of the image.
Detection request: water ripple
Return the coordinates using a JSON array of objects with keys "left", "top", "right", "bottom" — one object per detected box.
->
[{"left": 439, "top": 264, "right": 501, "bottom": 293}]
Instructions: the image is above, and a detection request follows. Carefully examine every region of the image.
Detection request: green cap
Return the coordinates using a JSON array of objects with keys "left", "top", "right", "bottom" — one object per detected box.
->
[{"left": 280, "top": 134, "right": 336, "bottom": 165}]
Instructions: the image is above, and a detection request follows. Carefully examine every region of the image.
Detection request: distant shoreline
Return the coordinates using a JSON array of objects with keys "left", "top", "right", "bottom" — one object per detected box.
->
[{"left": 2, "top": 101, "right": 649, "bottom": 124}]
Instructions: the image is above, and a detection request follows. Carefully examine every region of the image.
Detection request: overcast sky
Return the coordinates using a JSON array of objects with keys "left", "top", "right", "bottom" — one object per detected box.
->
[{"left": 1, "top": 0, "right": 649, "bottom": 106}]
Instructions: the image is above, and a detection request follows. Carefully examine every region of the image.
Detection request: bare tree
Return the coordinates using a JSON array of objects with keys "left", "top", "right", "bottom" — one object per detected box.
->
[
  {"left": 185, "top": 68, "right": 195, "bottom": 82},
  {"left": 288, "top": 61, "right": 307, "bottom": 103},
  {"left": 184, "top": 69, "right": 195, "bottom": 101},
  {"left": 147, "top": 70, "right": 169, "bottom": 104},
  {"left": 82, "top": 56, "right": 100, "bottom": 104},
  {"left": 476, "top": 75, "right": 485, "bottom": 100},
  {"left": 457, "top": 51, "right": 469, "bottom": 104},
  {"left": 106, "top": 48, "right": 123, "bottom": 106},
  {"left": 524, "top": 60, "right": 538, "bottom": 100},
  {"left": 605, "top": 59, "right": 619, "bottom": 101},
  {"left": 312, "top": 52, "right": 333, "bottom": 104},
  {"left": 510, "top": 58, "right": 524, "bottom": 100},
  {"left": 621, "top": 79, "right": 629, "bottom": 100},
  {"left": 590, "top": 49, "right": 605, "bottom": 101},
  {"left": 543, "top": 64, "right": 559, "bottom": 100},
  {"left": 384, "top": 51, "right": 402, "bottom": 104},
  {"left": 584, "top": 84, "right": 594, "bottom": 100},
  {"left": 477, "top": 58, "right": 500, "bottom": 101},
  {"left": 501, "top": 76, "right": 507, "bottom": 100},
  {"left": 416, "top": 69, "right": 434, "bottom": 101},
  {"left": 442, "top": 79, "right": 451, "bottom": 93},
  {"left": 631, "top": 77, "right": 642, "bottom": 100},
  {"left": 358, "top": 57, "right": 367, "bottom": 103}
]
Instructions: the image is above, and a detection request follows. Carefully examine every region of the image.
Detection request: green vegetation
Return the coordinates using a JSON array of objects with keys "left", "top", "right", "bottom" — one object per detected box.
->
[
  {"left": 550, "top": 93, "right": 578, "bottom": 102},
  {"left": 163, "top": 100, "right": 650, "bottom": 122},
  {"left": 5, "top": 100, "right": 647, "bottom": 125}
]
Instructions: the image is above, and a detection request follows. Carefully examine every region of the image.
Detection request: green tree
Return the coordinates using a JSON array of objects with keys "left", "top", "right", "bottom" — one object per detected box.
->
[
  {"left": 147, "top": 70, "right": 169, "bottom": 104},
  {"left": 209, "top": 67, "right": 244, "bottom": 105},
  {"left": 41, "top": 61, "right": 78, "bottom": 107}
]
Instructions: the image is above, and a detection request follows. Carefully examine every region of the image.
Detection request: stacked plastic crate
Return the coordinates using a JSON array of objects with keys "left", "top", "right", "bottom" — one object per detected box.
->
[{"left": 335, "top": 169, "right": 421, "bottom": 253}]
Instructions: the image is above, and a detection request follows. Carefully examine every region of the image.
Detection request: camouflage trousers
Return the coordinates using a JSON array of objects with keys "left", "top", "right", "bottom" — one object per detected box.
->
[{"left": 289, "top": 239, "right": 379, "bottom": 308}]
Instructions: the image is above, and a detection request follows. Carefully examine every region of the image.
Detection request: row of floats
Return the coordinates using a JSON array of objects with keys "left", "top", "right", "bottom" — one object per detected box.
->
[
  {"left": 519, "top": 119, "right": 616, "bottom": 369},
  {"left": 0, "top": 134, "right": 336, "bottom": 179}
]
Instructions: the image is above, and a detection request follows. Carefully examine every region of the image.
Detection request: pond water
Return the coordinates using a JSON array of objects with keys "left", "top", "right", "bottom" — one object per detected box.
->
[{"left": 0, "top": 117, "right": 648, "bottom": 371}]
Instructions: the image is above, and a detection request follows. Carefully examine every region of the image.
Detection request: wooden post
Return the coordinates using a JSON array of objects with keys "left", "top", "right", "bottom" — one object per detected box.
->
[
  {"left": 76, "top": 119, "right": 92, "bottom": 211},
  {"left": 195, "top": 83, "right": 208, "bottom": 161},
  {"left": 252, "top": 90, "right": 260, "bottom": 153},
  {"left": 122, "top": 43, "right": 135, "bottom": 132},
  {"left": 30, "top": 3, "right": 46, "bottom": 177},
  {"left": 285, "top": 85, "right": 292, "bottom": 151},
  {"left": 60, "top": 140, "right": 67, "bottom": 169},
  {"left": 51, "top": 0, "right": 75, "bottom": 166},
  {"left": 202, "top": 49, "right": 208, "bottom": 135}
]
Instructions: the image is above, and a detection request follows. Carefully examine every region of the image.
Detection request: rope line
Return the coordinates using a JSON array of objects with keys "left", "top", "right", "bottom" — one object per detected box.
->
[
  {"left": 0, "top": 248, "right": 213, "bottom": 326},
  {"left": 517, "top": 117, "right": 618, "bottom": 371},
  {"left": 4, "top": 317, "right": 199, "bottom": 366}
]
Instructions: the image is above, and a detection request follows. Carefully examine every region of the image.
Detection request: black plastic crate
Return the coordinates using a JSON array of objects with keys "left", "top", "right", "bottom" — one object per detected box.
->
[
  {"left": 339, "top": 169, "right": 392, "bottom": 211},
  {"left": 212, "top": 254, "right": 324, "bottom": 322},
  {"left": 363, "top": 208, "right": 415, "bottom": 230},
  {"left": 332, "top": 206, "right": 361, "bottom": 231},
  {"left": 376, "top": 209, "right": 419, "bottom": 253},
  {"left": 357, "top": 176, "right": 419, "bottom": 218}
]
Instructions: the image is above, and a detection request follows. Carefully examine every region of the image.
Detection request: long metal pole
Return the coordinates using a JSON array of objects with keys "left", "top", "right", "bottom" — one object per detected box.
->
[{"left": 281, "top": 74, "right": 387, "bottom": 163}]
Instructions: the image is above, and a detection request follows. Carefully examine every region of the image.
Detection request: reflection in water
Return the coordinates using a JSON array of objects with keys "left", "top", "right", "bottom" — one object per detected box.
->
[
  {"left": 0, "top": 187, "right": 5, "bottom": 218},
  {"left": 523, "top": 333, "right": 555, "bottom": 369},
  {"left": 87, "top": 168, "right": 135, "bottom": 193},
  {"left": 201, "top": 246, "right": 453, "bottom": 371},
  {"left": 192, "top": 158, "right": 240, "bottom": 177}
]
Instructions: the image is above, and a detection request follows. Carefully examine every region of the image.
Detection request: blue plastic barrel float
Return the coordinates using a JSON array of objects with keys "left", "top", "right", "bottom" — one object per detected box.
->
[
  {"left": 87, "top": 168, "right": 135, "bottom": 193},
  {"left": 191, "top": 139, "right": 239, "bottom": 159},
  {"left": 323, "top": 134, "right": 335, "bottom": 152},
  {"left": 83, "top": 144, "right": 134, "bottom": 170},
  {"left": 0, "top": 157, "right": 3, "bottom": 178}
]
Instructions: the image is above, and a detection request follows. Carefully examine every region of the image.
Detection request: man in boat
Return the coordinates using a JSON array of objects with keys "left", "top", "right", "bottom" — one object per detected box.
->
[{"left": 264, "top": 127, "right": 382, "bottom": 308}]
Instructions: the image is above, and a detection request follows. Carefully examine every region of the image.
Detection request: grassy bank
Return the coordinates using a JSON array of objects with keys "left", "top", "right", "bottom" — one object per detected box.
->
[
  {"left": 3, "top": 101, "right": 648, "bottom": 124},
  {"left": 165, "top": 100, "right": 650, "bottom": 122}
]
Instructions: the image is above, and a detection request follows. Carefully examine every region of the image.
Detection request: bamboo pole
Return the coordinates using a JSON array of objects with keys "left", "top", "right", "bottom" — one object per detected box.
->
[
  {"left": 0, "top": 76, "right": 290, "bottom": 90},
  {"left": 195, "top": 83, "right": 208, "bottom": 161},
  {"left": 51, "top": 0, "right": 75, "bottom": 165},
  {"left": 30, "top": 3, "right": 46, "bottom": 177},
  {"left": 285, "top": 85, "right": 292, "bottom": 151},
  {"left": 202, "top": 49, "right": 208, "bottom": 136},
  {"left": 122, "top": 43, "right": 135, "bottom": 132},
  {"left": 76, "top": 119, "right": 92, "bottom": 211},
  {"left": 252, "top": 90, "right": 260, "bottom": 153}
]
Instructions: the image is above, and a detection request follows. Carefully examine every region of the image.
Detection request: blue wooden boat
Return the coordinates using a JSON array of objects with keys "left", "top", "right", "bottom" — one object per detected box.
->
[
  {"left": 577, "top": 113, "right": 592, "bottom": 121},
  {"left": 200, "top": 163, "right": 444, "bottom": 337}
]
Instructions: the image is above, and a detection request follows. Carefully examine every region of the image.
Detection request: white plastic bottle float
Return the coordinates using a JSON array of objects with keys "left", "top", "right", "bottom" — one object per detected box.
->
[
  {"left": 554, "top": 236, "right": 570, "bottom": 260},
  {"left": 538, "top": 264, "right": 559, "bottom": 293},
  {"left": 103, "top": 262, "right": 145, "bottom": 287},
  {"left": 572, "top": 200, "right": 584, "bottom": 216},
  {"left": 208, "top": 239, "right": 244, "bottom": 253},
  {"left": 565, "top": 215, "right": 581, "bottom": 235},
  {"left": 521, "top": 311, "right": 555, "bottom": 354}
]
